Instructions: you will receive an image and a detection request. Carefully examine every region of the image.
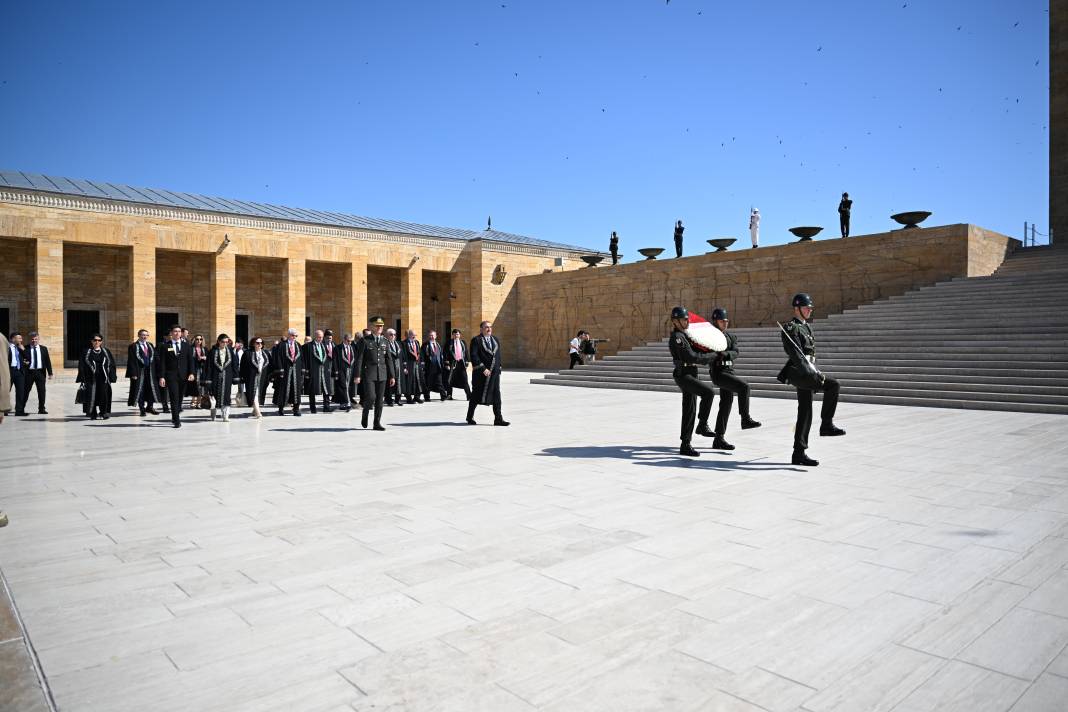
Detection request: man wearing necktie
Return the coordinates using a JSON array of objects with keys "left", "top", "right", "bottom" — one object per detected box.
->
[
  {"left": 22, "top": 331, "right": 53, "bottom": 415},
  {"left": 125, "top": 329, "right": 160, "bottom": 416},
  {"left": 303, "top": 329, "right": 333, "bottom": 414},
  {"left": 154, "top": 325, "right": 196, "bottom": 428},
  {"left": 444, "top": 328, "right": 471, "bottom": 401},
  {"left": 7, "top": 332, "right": 28, "bottom": 417},
  {"left": 401, "top": 329, "right": 425, "bottom": 403},
  {"left": 333, "top": 333, "right": 358, "bottom": 412},
  {"left": 421, "top": 330, "right": 448, "bottom": 402},
  {"left": 466, "top": 321, "right": 509, "bottom": 426},
  {"left": 271, "top": 328, "right": 304, "bottom": 416},
  {"left": 354, "top": 316, "right": 396, "bottom": 430}
]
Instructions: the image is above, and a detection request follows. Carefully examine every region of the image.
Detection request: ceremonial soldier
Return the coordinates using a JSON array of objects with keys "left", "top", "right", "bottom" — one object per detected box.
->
[
  {"left": 422, "top": 330, "right": 448, "bottom": 402},
  {"left": 126, "top": 329, "right": 160, "bottom": 416},
  {"left": 401, "top": 329, "right": 425, "bottom": 403},
  {"left": 778, "top": 293, "right": 845, "bottom": 467},
  {"left": 709, "top": 308, "right": 761, "bottom": 450},
  {"left": 354, "top": 316, "right": 395, "bottom": 430},
  {"left": 466, "top": 321, "right": 509, "bottom": 426},
  {"left": 669, "top": 307, "right": 718, "bottom": 456},
  {"left": 444, "top": 328, "right": 471, "bottom": 401},
  {"left": 334, "top": 333, "right": 358, "bottom": 411},
  {"left": 271, "top": 327, "right": 304, "bottom": 416},
  {"left": 303, "top": 329, "right": 333, "bottom": 413},
  {"left": 384, "top": 328, "right": 404, "bottom": 407},
  {"left": 155, "top": 325, "right": 196, "bottom": 428}
]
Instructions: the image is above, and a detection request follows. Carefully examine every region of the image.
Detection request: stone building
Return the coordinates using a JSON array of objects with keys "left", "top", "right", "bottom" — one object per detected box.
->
[{"left": 0, "top": 171, "right": 596, "bottom": 366}]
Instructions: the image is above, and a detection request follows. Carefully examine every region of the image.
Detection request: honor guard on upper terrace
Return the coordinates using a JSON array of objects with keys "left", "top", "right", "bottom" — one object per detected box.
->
[
  {"left": 777, "top": 293, "right": 846, "bottom": 467},
  {"left": 709, "top": 308, "right": 761, "bottom": 451},
  {"left": 669, "top": 306, "right": 718, "bottom": 457}
]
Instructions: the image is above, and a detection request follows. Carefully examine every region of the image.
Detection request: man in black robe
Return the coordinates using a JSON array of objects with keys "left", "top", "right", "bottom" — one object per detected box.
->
[
  {"left": 384, "top": 329, "right": 404, "bottom": 407},
  {"left": 466, "top": 321, "right": 508, "bottom": 426},
  {"left": 444, "top": 328, "right": 471, "bottom": 401},
  {"left": 334, "top": 333, "right": 358, "bottom": 411},
  {"left": 155, "top": 325, "right": 196, "bottom": 428},
  {"left": 271, "top": 327, "right": 304, "bottom": 416},
  {"left": 401, "top": 329, "right": 425, "bottom": 403},
  {"left": 354, "top": 316, "right": 395, "bottom": 430},
  {"left": 126, "top": 329, "right": 160, "bottom": 416},
  {"left": 303, "top": 329, "right": 333, "bottom": 414},
  {"left": 421, "top": 330, "right": 448, "bottom": 402}
]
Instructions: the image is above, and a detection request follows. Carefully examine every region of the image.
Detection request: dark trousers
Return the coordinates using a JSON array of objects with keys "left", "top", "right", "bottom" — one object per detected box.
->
[
  {"left": 386, "top": 375, "right": 403, "bottom": 404},
  {"left": 9, "top": 368, "right": 27, "bottom": 414},
  {"left": 569, "top": 353, "right": 583, "bottom": 369},
  {"left": 840, "top": 215, "right": 850, "bottom": 238},
  {"left": 713, "top": 371, "right": 750, "bottom": 435},
  {"left": 673, "top": 368, "right": 714, "bottom": 443},
  {"left": 610, "top": 250, "right": 618, "bottom": 265},
  {"left": 309, "top": 390, "right": 330, "bottom": 412},
  {"left": 674, "top": 239, "right": 683, "bottom": 258},
  {"left": 447, "top": 366, "right": 471, "bottom": 400},
  {"left": 794, "top": 377, "right": 841, "bottom": 451},
  {"left": 164, "top": 377, "right": 184, "bottom": 425},
  {"left": 362, "top": 379, "right": 386, "bottom": 426},
  {"left": 135, "top": 379, "right": 156, "bottom": 413},
  {"left": 466, "top": 394, "right": 503, "bottom": 422},
  {"left": 25, "top": 369, "right": 47, "bottom": 411}
]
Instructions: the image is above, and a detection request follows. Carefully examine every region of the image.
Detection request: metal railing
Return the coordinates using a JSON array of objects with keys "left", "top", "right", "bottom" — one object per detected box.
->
[{"left": 1023, "top": 221, "right": 1052, "bottom": 247}]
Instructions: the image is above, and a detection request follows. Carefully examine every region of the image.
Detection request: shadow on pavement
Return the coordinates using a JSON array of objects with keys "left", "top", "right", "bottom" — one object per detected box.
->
[{"left": 537, "top": 445, "right": 805, "bottom": 472}]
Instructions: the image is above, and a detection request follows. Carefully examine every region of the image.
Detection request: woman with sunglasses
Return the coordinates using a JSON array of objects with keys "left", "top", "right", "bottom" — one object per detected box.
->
[
  {"left": 240, "top": 336, "right": 272, "bottom": 418},
  {"left": 76, "top": 333, "right": 117, "bottom": 420},
  {"left": 188, "top": 334, "right": 209, "bottom": 409},
  {"left": 208, "top": 333, "right": 239, "bottom": 421}
]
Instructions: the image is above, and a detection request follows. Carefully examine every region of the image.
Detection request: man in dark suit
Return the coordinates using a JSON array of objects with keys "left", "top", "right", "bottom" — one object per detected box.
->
[
  {"left": 22, "top": 332, "right": 53, "bottom": 414},
  {"left": 444, "top": 328, "right": 471, "bottom": 401},
  {"left": 7, "top": 332, "right": 28, "bottom": 416},
  {"left": 353, "top": 316, "right": 396, "bottom": 430},
  {"left": 154, "top": 324, "right": 196, "bottom": 428}
]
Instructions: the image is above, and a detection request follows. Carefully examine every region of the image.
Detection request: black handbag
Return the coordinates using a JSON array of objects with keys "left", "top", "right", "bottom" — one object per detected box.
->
[{"left": 75, "top": 384, "right": 86, "bottom": 405}]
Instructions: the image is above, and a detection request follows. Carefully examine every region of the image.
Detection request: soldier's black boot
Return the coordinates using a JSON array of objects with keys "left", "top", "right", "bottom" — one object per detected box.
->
[
  {"left": 695, "top": 422, "right": 715, "bottom": 438},
  {"left": 679, "top": 442, "right": 700, "bottom": 457},
  {"left": 792, "top": 449, "right": 819, "bottom": 467},
  {"left": 819, "top": 422, "right": 846, "bottom": 437},
  {"left": 712, "top": 435, "right": 735, "bottom": 451},
  {"left": 741, "top": 417, "right": 762, "bottom": 430}
]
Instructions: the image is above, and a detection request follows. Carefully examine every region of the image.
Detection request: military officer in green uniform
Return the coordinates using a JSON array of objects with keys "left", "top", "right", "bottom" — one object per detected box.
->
[
  {"left": 709, "top": 308, "right": 761, "bottom": 451},
  {"left": 669, "top": 306, "right": 718, "bottom": 457},
  {"left": 777, "top": 293, "right": 845, "bottom": 466},
  {"left": 354, "top": 316, "right": 396, "bottom": 431}
]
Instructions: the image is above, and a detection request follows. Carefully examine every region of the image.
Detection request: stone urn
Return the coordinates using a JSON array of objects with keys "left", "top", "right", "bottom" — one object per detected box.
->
[
  {"left": 638, "top": 247, "right": 665, "bottom": 260},
  {"left": 580, "top": 255, "right": 604, "bottom": 268},
  {"left": 788, "top": 226, "right": 823, "bottom": 242},
  {"left": 891, "top": 211, "right": 932, "bottom": 229},
  {"left": 706, "top": 238, "right": 736, "bottom": 252}
]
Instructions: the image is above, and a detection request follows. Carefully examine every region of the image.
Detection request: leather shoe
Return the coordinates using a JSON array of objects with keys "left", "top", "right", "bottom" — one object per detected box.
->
[
  {"left": 494, "top": 420, "right": 510, "bottom": 426},
  {"left": 712, "top": 436, "right": 735, "bottom": 451},
  {"left": 466, "top": 417, "right": 477, "bottom": 425},
  {"left": 679, "top": 443, "right": 700, "bottom": 457},
  {"left": 792, "top": 450, "right": 819, "bottom": 466},
  {"left": 147, "top": 408, "right": 159, "bottom": 415},
  {"left": 373, "top": 424, "right": 385, "bottom": 431},
  {"left": 820, "top": 423, "right": 846, "bottom": 437},
  {"left": 174, "top": 422, "right": 181, "bottom": 428},
  {"left": 695, "top": 423, "right": 715, "bottom": 437},
  {"left": 361, "top": 413, "right": 369, "bottom": 429},
  {"left": 293, "top": 410, "right": 302, "bottom": 417},
  {"left": 39, "top": 409, "right": 49, "bottom": 415},
  {"left": 741, "top": 417, "right": 761, "bottom": 429}
]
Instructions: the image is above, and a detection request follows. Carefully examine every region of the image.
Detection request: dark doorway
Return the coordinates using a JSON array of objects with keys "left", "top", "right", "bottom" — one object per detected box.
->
[
  {"left": 236, "top": 314, "right": 249, "bottom": 345},
  {"left": 0, "top": 307, "right": 9, "bottom": 339},
  {"left": 444, "top": 320, "right": 452, "bottom": 341},
  {"left": 66, "top": 309, "right": 101, "bottom": 361},
  {"left": 305, "top": 316, "right": 311, "bottom": 338},
  {"left": 156, "top": 312, "right": 179, "bottom": 343},
  {"left": 395, "top": 318, "right": 402, "bottom": 338}
]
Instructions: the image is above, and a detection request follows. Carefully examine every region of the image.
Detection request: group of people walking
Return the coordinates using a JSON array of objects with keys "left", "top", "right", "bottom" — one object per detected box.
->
[{"left": 668, "top": 293, "right": 844, "bottom": 467}]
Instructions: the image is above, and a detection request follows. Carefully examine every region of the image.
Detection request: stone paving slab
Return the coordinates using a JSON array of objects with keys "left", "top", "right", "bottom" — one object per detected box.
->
[{"left": 0, "top": 373, "right": 1067, "bottom": 711}]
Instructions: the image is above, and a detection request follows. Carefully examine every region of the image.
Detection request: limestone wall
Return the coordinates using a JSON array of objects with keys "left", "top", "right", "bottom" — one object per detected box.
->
[
  {"left": 0, "top": 237, "right": 35, "bottom": 335},
  {"left": 514, "top": 224, "right": 1018, "bottom": 368}
]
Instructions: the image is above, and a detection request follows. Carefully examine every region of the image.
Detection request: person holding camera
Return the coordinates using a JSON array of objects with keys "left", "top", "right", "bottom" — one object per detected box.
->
[{"left": 568, "top": 331, "right": 589, "bottom": 369}]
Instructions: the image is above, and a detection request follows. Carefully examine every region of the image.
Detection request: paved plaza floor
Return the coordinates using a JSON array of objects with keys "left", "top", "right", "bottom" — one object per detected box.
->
[{"left": 1, "top": 373, "right": 1067, "bottom": 711}]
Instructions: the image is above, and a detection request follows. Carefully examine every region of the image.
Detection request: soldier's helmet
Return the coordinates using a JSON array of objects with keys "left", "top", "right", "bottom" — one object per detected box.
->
[
  {"left": 670, "top": 306, "right": 689, "bottom": 320},
  {"left": 711, "top": 307, "right": 728, "bottom": 321},
  {"left": 792, "top": 293, "right": 814, "bottom": 308}
]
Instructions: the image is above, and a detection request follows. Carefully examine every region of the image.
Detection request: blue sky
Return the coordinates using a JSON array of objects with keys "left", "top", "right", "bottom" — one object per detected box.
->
[{"left": 0, "top": 0, "right": 1050, "bottom": 254}]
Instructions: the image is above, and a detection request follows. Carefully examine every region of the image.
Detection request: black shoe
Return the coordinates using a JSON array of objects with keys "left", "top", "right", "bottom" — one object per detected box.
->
[
  {"left": 139, "top": 410, "right": 147, "bottom": 417},
  {"left": 792, "top": 450, "right": 819, "bottom": 466},
  {"left": 39, "top": 409, "right": 48, "bottom": 415},
  {"left": 415, "top": 398, "right": 424, "bottom": 404},
  {"left": 361, "top": 413, "right": 369, "bottom": 429},
  {"left": 466, "top": 417, "right": 476, "bottom": 425},
  {"left": 679, "top": 443, "right": 700, "bottom": 457},
  {"left": 325, "top": 407, "right": 333, "bottom": 413},
  {"left": 373, "top": 424, "right": 385, "bottom": 431},
  {"left": 101, "top": 413, "right": 110, "bottom": 420},
  {"left": 90, "top": 413, "right": 98, "bottom": 420},
  {"left": 14, "top": 411, "right": 27, "bottom": 416},
  {"left": 820, "top": 423, "right": 846, "bottom": 437},
  {"left": 695, "top": 424, "right": 715, "bottom": 437},
  {"left": 147, "top": 408, "right": 159, "bottom": 415},
  {"left": 174, "top": 421, "right": 181, "bottom": 428},
  {"left": 395, "top": 401, "right": 403, "bottom": 407},
  {"left": 494, "top": 420, "right": 510, "bottom": 426},
  {"left": 310, "top": 408, "right": 317, "bottom": 414},
  {"left": 293, "top": 410, "right": 302, "bottom": 417},
  {"left": 386, "top": 402, "right": 394, "bottom": 407},
  {"left": 278, "top": 409, "right": 285, "bottom": 416},
  {"left": 741, "top": 417, "right": 761, "bottom": 430},
  {"left": 712, "top": 436, "right": 735, "bottom": 451}
]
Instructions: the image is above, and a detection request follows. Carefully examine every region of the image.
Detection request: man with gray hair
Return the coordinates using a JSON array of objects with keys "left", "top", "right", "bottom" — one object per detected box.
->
[
  {"left": 384, "top": 328, "right": 404, "bottom": 407},
  {"left": 23, "top": 331, "right": 53, "bottom": 414},
  {"left": 271, "top": 327, "right": 304, "bottom": 416}
]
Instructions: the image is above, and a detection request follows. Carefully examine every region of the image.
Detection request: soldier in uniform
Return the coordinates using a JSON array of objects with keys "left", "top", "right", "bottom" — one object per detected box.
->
[
  {"left": 668, "top": 306, "right": 718, "bottom": 457},
  {"left": 709, "top": 308, "right": 761, "bottom": 450},
  {"left": 354, "top": 316, "right": 396, "bottom": 430},
  {"left": 778, "top": 293, "right": 845, "bottom": 467}
]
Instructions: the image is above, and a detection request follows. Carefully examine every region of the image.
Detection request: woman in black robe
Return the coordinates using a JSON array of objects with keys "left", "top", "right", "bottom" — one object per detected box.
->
[
  {"left": 240, "top": 336, "right": 272, "bottom": 418},
  {"left": 208, "top": 333, "right": 239, "bottom": 421},
  {"left": 188, "top": 334, "right": 210, "bottom": 408},
  {"left": 77, "top": 334, "right": 117, "bottom": 420}
]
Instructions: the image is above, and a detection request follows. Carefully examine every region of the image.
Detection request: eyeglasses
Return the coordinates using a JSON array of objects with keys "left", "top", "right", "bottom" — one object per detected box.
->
[
  {"left": 91, "top": 338, "right": 102, "bottom": 342},
  {"left": 254, "top": 341, "right": 263, "bottom": 345}
]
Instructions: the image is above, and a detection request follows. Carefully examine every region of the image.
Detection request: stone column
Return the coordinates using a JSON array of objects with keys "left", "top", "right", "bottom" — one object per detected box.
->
[
  {"left": 349, "top": 256, "right": 367, "bottom": 334},
  {"left": 284, "top": 256, "right": 306, "bottom": 334},
  {"left": 212, "top": 249, "right": 236, "bottom": 341},
  {"left": 34, "top": 237, "right": 63, "bottom": 350},
  {"left": 130, "top": 238, "right": 156, "bottom": 340},
  {"left": 400, "top": 263, "right": 422, "bottom": 337}
]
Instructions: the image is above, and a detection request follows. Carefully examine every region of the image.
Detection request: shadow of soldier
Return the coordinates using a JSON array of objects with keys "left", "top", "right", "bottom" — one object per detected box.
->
[{"left": 536, "top": 445, "right": 804, "bottom": 472}]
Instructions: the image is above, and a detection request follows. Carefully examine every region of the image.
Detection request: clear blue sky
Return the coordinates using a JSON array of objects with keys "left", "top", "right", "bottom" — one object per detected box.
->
[{"left": 0, "top": 0, "right": 1050, "bottom": 255}]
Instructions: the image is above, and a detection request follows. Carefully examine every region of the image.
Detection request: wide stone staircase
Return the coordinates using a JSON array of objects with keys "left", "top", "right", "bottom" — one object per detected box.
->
[{"left": 532, "top": 245, "right": 1068, "bottom": 415}]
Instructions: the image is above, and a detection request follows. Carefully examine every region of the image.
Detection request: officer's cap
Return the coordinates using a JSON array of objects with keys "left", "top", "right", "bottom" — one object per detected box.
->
[{"left": 369, "top": 316, "right": 385, "bottom": 326}]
